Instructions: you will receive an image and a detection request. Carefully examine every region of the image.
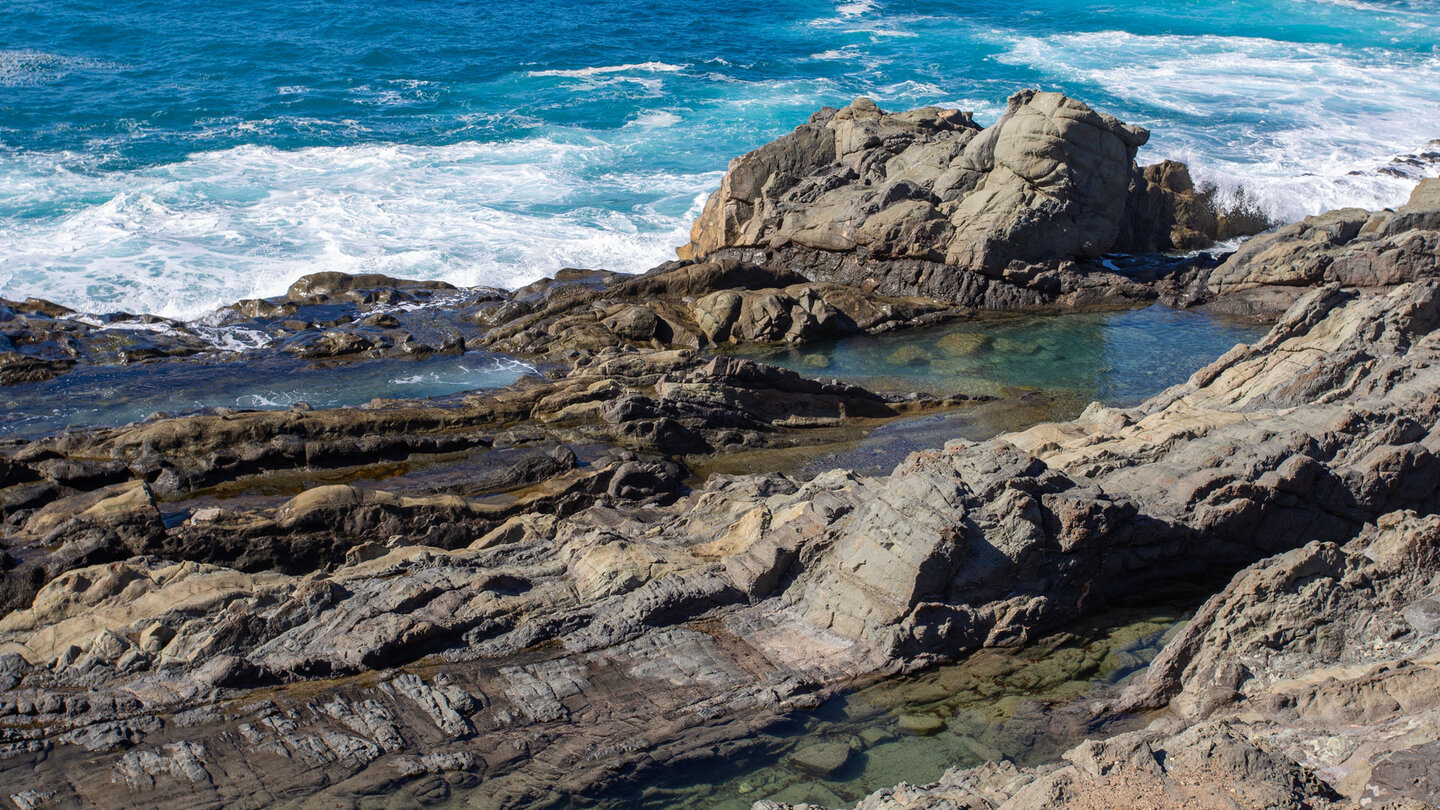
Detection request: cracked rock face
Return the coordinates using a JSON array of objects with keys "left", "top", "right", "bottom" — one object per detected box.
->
[
  {"left": 680, "top": 91, "right": 1252, "bottom": 307},
  {"left": 788, "top": 510, "right": 1440, "bottom": 810},
  {"left": 1202, "top": 177, "right": 1440, "bottom": 318},
  {"left": 2, "top": 253, "right": 1439, "bottom": 806}
]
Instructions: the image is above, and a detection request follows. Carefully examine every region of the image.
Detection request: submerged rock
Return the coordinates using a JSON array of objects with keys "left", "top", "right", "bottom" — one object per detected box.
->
[
  {"left": 897, "top": 713, "right": 946, "bottom": 736},
  {"left": 788, "top": 741, "right": 854, "bottom": 778}
]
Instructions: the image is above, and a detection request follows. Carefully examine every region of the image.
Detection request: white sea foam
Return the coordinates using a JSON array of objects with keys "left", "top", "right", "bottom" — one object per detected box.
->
[
  {"left": 994, "top": 29, "right": 1440, "bottom": 220},
  {"left": 835, "top": 0, "right": 877, "bottom": 17},
  {"left": 0, "top": 138, "right": 719, "bottom": 320},
  {"left": 626, "top": 110, "right": 683, "bottom": 129},
  {"left": 238, "top": 392, "right": 292, "bottom": 408},
  {"left": 1299, "top": 0, "right": 1434, "bottom": 14},
  {"left": 62, "top": 313, "right": 275, "bottom": 352},
  {"left": 527, "top": 62, "right": 686, "bottom": 78}
]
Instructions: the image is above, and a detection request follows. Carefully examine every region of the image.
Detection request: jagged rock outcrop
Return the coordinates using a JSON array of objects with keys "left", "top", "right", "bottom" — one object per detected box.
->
[
  {"left": 773, "top": 279, "right": 1440, "bottom": 668},
  {"left": 476, "top": 259, "right": 960, "bottom": 356},
  {"left": 2, "top": 262, "right": 1438, "bottom": 807},
  {"left": 776, "top": 510, "right": 1440, "bottom": 809},
  {"left": 1201, "top": 177, "right": 1440, "bottom": 316},
  {"left": 680, "top": 91, "right": 1253, "bottom": 306},
  {"left": 0, "top": 260, "right": 965, "bottom": 395}
]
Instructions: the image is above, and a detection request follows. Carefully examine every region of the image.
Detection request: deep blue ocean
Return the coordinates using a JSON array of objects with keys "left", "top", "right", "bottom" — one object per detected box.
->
[{"left": 1, "top": 0, "right": 1437, "bottom": 319}]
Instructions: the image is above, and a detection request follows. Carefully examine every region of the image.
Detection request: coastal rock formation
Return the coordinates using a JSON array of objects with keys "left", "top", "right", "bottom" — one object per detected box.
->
[
  {"left": 680, "top": 91, "right": 1254, "bottom": 305},
  {"left": 474, "top": 259, "right": 959, "bottom": 357},
  {"left": 0, "top": 260, "right": 963, "bottom": 390},
  {"left": 1, "top": 212, "right": 1438, "bottom": 807},
  {"left": 1201, "top": 177, "right": 1440, "bottom": 316},
  {"left": 0, "top": 345, "right": 965, "bottom": 615},
  {"left": 770, "top": 510, "right": 1440, "bottom": 809}
]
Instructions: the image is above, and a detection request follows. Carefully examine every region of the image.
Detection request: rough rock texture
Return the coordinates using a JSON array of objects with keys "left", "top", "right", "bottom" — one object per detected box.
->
[
  {"left": 681, "top": 92, "right": 1257, "bottom": 306},
  {"left": 2, "top": 249, "right": 1438, "bottom": 807},
  {"left": 1, "top": 259, "right": 965, "bottom": 390},
  {"left": 1201, "top": 177, "right": 1440, "bottom": 317},
  {"left": 0, "top": 345, "right": 965, "bottom": 615},
  {"left": 474, "top": 259, "right": 961, "bottom": 357},
  {"left": 774, "top": 510, "right": 1440, "bottom": 810}
]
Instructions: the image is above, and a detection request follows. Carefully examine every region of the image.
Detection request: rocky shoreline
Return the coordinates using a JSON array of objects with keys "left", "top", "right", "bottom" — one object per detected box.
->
[{"left": 1, "top": 93, "right": 1438, "bottom": 810}]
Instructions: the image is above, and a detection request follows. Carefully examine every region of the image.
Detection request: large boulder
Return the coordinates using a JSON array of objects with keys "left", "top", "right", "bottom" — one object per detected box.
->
[{"left": 681, "top": 91, "right": 1247, "bottom": 303}]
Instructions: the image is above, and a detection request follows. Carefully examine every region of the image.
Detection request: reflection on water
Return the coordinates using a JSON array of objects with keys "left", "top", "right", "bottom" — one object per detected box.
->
[
  {"left": 0, "top": 352, "right": 537, "bottom": 439},
  {"left": 606, "top": 600, "right": 1197, "bottom": 810},
  {"left": 732, "top": 304, "right": 1270, "bottom": 413}
]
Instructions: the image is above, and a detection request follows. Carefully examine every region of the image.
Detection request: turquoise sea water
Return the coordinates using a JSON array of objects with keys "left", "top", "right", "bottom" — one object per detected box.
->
[{"left": 1, "top": 0, "right": 1437, "bottom": 319}]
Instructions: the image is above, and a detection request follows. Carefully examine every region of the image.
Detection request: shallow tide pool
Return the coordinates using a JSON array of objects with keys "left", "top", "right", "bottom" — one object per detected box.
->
[
  {"left": 732, "top": 304, "right": 1270, "bottom": 414},
  {"left": 0, "top": 351, "right": 537, "bottom": 439},
  {"left": 588, "top": 598, "right": 1201, "bottom": 810}
]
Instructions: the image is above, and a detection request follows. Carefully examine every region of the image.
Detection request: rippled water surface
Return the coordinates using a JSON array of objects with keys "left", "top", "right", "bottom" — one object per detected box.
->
[
  {"left": 2, "top": 0, "right": 1437, "bottom": 318},
  {"left": 0, "top": 352, "right": 536, "bottom": 438}
]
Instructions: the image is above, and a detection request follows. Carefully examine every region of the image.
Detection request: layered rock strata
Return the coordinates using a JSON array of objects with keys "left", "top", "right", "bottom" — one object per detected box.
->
[
  {"left": 0, "top": 345, "right": 966, "bottom": 615},
  {"left": 1, "top": 247, "right": 1437, "bottom": 807},
  {"left": 681, "top": 91, "right": 1263, "bottom": 307},
  {"left": 0, "top": 259, "right": 962, "bottom": 386},
  {"left": 1200, "top": 177, "right": 1440, "bottom": 317},
  {"left": 763, "top": 509, "right": 1440, "bottom": 810}
]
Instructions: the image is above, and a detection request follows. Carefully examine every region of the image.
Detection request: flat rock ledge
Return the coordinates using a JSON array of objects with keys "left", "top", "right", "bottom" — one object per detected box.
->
[{"left": 1, "top": 196, "right": 1438, "bottom": 807}]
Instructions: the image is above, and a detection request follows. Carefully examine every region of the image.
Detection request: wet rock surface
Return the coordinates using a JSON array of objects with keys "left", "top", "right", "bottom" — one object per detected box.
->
[
  {"left": 0, "top": 259, "right": 964, "bottom": 393},
  {"left": 1199, "top": 177, "right": 1440, "bottom": 317}
]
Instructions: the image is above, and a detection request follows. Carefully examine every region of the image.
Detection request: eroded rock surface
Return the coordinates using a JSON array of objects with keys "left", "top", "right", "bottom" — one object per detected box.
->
[
  {"left": 0, "top": 259, "right": 965, "bottom": 392},
  {"left": 2, "top": 251, "right": 1437, "bottom": 807},
  {"left": 681, "top": 91, "right": 1260, "bottom": 306},
  {"left": 1202, "top": 177, "right": 1440, "bottom": 317},
  {"left": 777, "top": 510, "right": 1440, "bottom": 810}
]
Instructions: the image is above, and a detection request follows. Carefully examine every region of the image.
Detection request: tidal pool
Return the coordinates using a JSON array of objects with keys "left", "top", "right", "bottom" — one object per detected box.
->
[
  {"left": 0, "top": 351, "right": 538, "bottom": 439},
  {"left": 602, "top": 597, "right": 1201, "bottom": 810},
  {"left": 730, "top": 304, "right": 1270, "bottom": 414}
]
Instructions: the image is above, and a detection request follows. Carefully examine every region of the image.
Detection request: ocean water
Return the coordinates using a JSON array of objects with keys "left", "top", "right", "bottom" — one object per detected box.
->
[{"left": 1, "top": 0, "right": 1437, "bottom": 319}]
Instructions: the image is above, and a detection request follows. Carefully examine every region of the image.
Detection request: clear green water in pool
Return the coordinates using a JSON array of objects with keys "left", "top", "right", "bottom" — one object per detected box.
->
[
  {"left": 581, "top": 600, "right": 1196, "bottom": 810},
  {"left": 731, "top": 304, "right": 1271, "bottom": 416}
]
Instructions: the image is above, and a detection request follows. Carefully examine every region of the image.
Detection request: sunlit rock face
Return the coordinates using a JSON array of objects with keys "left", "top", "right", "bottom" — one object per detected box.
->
[{"left": 681, "top": 91, "right": 1254, "bottom": 307}]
